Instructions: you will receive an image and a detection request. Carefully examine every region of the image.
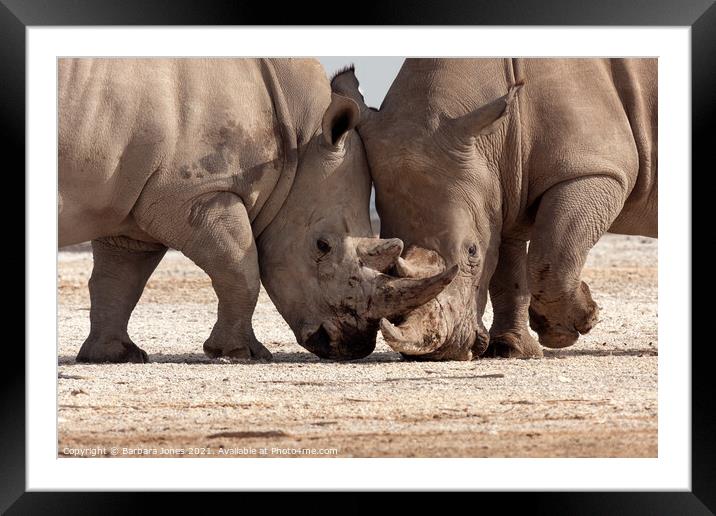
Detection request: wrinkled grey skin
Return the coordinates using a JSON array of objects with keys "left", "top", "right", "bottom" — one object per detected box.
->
[
  {"left": 59, "top": 58, "right": 454, "bottom": 363},
  {"left": 335, "top": 58, "right": 657, "bottom": 360}
]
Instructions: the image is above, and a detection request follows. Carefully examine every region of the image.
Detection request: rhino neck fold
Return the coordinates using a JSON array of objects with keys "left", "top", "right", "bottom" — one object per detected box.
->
[
  {"left": 250, "top": 59, "right": 299, "bottom": 238},
  {"left": 487, "top": 58, "right": 525, "bottom": 235},
  {"left": 497, "top": 74, "right": 525, "bottom": 234}
]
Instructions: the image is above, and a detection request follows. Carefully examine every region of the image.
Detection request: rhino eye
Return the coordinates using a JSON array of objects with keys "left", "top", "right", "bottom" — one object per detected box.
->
[
  {"left": 467, "top": 244, "right": 480, "bottom": 268},
  {"left": 316, "top": 239, "right": 332, "bottom": 255}
]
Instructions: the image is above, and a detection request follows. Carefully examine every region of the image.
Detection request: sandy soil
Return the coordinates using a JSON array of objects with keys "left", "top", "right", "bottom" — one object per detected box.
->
[{"left": 57, "top": 234, "right": 657, "bottom": 458}]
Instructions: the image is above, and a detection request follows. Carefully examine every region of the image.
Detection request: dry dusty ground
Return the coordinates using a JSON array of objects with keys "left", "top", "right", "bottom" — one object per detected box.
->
[{"left": 58, "top": 234, "right": 657, "bottom": 458}]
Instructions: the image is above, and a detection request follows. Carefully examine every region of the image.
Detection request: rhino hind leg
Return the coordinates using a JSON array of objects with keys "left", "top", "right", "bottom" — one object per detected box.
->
[
  {"left": 136, "top": 191, "right": 271, "bottom": 361},
  {"left": 485, "top": 238, "right": 543, "bottom": 359},
  {"left": 76, "top": 237, "right": 167, "bottom": 363},
  {"left": 526, "top": 175, "right": 626, "bottom": 348}
]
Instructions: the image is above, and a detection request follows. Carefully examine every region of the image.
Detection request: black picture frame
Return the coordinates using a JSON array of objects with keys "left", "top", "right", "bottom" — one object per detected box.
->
[{"left": 4, "top": 0, "right": 711, "bottom": 512}]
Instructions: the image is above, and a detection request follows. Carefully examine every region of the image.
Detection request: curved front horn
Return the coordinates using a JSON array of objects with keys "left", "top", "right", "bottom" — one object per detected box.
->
[{"left": 367, "top": 265, "right": 458, "bottom": 320}]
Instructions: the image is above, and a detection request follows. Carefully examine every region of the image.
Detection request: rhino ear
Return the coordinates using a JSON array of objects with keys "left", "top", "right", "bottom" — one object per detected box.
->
[
  {"left": 321, "top": 93, "right": 360, "bottom": 147},
  {"left": 449, "top": 81, "right": 523, "bottom": 141},
  {"left": 330, "top": 65, "right": 373, "bottom": 120}
]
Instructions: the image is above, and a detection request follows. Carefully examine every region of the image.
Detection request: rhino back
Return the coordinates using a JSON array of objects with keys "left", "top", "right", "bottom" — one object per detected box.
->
[
  {"left": 516, "top": 58, "right": 657, "bottom": 232},
  {"left": 381, "top": 58, "right": 512, "bottom": 129},
  {"left": 58, "top": 59, "right": 284, "bottom": 246},
  {"left": 377, "top": 58, "right": 657, "bottom": 237}
]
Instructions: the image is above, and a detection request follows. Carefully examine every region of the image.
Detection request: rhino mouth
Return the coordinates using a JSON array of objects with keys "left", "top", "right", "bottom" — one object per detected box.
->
[
  {"left": 380, "top": 298, "right": 448, "bottom": 356},
  {"left": 382, "top": 315, "right": 488, "bottom": 360},
  {"left": 302, "top": 322, "right": 378, "bottom": 361}
]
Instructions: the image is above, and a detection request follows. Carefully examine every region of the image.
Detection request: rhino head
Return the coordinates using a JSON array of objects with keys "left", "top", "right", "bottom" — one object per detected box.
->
[
  {"left": 333, "top": 67, "right": 520, "bottom": 360},
  {"left": 257, "top": 77, "right": 456, "bottom": 361}
]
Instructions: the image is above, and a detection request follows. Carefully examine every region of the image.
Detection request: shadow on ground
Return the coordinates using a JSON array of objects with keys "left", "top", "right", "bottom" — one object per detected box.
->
[
  {"left": 58, "top": 350, "right": 404, "bottom": 365},
  {"left": 58, "top": 347, "right": 656, "bottom": 365},
  {"left": 542, "top": 348, "right": 658, "bottom": 358}
]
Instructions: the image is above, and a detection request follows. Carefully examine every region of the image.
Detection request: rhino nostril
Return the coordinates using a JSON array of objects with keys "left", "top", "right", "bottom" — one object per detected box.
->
[
  {"left": 321, "top": 320, "right": 342, "bottom": 342},
  {"left": 304, "top": 325, "right": 334, "bottom": 358},
  {"left": 301, "top": 320, "right": 378, "bottom": 361}
]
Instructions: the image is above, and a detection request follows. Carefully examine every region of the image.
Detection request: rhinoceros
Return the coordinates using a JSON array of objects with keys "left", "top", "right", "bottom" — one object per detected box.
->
[
  {"left": 59, "top": 58, "right": 455, "bottom": 363},
  {"left": 334, "top": 58, "right": 657, "bottom": 360}
]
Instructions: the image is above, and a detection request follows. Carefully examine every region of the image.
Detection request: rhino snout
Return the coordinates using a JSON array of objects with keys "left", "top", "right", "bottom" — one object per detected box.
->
[
  {"left": 379, "top": 275, "right": 481, "bottom": 361},
  {"left": 301, "top": 320, "right": 377, "bottom": 361}
]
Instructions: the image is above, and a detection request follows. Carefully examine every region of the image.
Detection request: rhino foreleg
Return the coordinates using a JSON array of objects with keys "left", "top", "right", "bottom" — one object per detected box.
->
[
  {"left": 486, "top": 237, "right": 543, "bottom": 358},
  {"left": 77, "top": 237, "right": 167, "bottom": 363},
  {"left": 148, "top": 191, "right": 271, "bottom": 361},
  {"left": 527, "top": 175, "right": 627, "bottom": 348}
]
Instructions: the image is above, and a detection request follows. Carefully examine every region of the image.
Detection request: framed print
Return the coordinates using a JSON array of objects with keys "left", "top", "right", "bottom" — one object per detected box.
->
[{"left": 4, "top": 0, "right": 713, "bottom": 511}]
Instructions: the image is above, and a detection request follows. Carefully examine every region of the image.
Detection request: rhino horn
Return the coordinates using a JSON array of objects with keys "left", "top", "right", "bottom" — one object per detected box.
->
[
  {"left": 367, "top": 265, "right": 458, "bottom": 320},
  {"left": 357, "top": 238, "right": 404, "bottom": 273}
]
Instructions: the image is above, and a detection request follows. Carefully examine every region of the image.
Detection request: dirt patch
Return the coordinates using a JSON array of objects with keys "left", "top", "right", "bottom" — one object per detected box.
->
[{"left": 58, "top": 233, "right": 657, "bottom": 457}]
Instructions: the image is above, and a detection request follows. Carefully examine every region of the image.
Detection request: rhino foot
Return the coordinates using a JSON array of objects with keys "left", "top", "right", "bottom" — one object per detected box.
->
[
  {"left": 485, "top": 330, "right": 543, "bottom": 359},
  {"left": 203, "top": 333, "right": 273, "bottom": 362},
  {"left": 76, "top": 334, "right": 148, "bottom": 364},
  {"left": 529, "top": 281, "right": 600, "bottom": 349}
]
